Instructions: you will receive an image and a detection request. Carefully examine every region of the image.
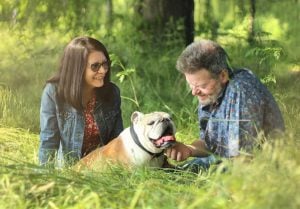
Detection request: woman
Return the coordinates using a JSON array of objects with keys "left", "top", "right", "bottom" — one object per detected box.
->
[{"left": 39, "top": 36, "right": 123, "bottom": 167}]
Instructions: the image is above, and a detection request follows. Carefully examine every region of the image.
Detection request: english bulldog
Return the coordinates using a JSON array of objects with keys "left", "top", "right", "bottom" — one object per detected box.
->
[{"left": 76, "top": 111, "right": 176, "bottom": 170}]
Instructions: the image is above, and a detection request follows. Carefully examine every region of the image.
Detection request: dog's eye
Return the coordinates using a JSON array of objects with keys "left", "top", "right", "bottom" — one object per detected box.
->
[{"left": 147, "top": 121, "right": 155, "bottom": 125}]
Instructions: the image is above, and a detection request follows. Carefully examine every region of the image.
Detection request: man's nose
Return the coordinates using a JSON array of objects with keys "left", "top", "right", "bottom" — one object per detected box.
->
[{"left": 191, "top": 87, "right": 200, "bottom": 96}]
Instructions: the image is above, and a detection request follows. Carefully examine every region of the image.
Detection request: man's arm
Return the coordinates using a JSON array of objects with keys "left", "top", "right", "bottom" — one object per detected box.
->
[{"left": 165, "top": 140, "right": 210, "bottom": 162}]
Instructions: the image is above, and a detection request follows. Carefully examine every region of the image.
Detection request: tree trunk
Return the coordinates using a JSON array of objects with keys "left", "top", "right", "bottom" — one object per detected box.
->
[
  {"left": 203, "top": 0, "right": 219, "bottom": 40},
  {"left": 106, "top": 0, "right": 113, "bottom": 29},
  {"left": 248, "top": 0, "right": 256, "bottom": 44},
  {"left": 138, "top": 0, "right": 194, "bottom": 46},
  {"left": 236, "top": 0, "right": 246, "bottom": 18}
]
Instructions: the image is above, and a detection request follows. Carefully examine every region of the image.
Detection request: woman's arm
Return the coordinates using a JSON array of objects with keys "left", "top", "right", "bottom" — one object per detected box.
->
[{"left": 39, "top": 83, "right": 60, "bottom": 166}]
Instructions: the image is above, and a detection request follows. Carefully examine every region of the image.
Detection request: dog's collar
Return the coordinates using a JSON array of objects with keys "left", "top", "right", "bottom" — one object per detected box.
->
[{"left": 130, "top": 126, "right": 164, "bottom": 158}]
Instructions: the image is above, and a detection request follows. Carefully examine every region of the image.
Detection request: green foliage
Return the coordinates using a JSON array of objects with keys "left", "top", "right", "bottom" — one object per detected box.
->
[
  {"left": 244, "top": 45, "right": 283, "bottom": 78},
  {"left": 112, "top": 54, "right": 140, "bottom": 109},
  {"left": 245, "top": 46, "right": 283, "bottom": 64}
]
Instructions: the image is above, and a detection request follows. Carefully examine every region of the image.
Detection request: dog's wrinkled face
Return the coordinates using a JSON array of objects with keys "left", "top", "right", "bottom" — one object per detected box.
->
[{"left": 131, "top": 111, "right": 176, "bottom": 150}]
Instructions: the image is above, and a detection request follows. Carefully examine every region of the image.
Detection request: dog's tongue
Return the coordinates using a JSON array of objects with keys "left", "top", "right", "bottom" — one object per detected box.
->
[{"left": 154, "top": 135, "right": 176, "bottom": 146}]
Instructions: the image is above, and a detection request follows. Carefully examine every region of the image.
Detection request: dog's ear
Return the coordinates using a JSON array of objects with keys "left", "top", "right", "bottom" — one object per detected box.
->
[{"left": 131, "top": 111, "right": 144, "bottom": 124}]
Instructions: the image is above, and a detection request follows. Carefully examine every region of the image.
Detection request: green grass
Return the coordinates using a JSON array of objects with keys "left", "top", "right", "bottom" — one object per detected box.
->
[{"left": 0, "top": 126, "right": 299, "bottom": 209}]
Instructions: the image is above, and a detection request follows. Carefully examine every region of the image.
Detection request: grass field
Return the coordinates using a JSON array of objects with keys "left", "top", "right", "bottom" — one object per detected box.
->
[{"left": 0, "top": 125, "right": 299, "bottom": 209}]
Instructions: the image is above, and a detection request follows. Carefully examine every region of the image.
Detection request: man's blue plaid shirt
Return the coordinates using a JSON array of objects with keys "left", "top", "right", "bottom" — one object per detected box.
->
[{"left": 198, "top": 69, "right": 285, "bottom": 157}]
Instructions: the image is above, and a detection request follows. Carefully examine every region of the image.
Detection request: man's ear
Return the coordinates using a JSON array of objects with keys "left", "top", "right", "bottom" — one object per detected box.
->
[
  {"left": 131, "top": 111, "right": 144, "bottom": 124},
  {"left": 219, "top": 69, "right": 229, "bottom": 84}
]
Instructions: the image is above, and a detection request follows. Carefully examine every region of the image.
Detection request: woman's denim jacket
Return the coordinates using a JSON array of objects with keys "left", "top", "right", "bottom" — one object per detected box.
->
[{"left": 39, "top": 82, "right": 123, "bottom": 167}]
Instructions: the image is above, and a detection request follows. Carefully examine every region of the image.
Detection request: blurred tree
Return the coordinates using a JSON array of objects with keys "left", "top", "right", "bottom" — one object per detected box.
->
[
  {"left": 236, "top": 0, "right": 246, "bottom": 18},
  {"left": 248, "top": 0, "right": 256, "bottom": 44},
  {"left": 203, "top": 0, "right": 219, "bottom": 40},
  {"left": 106, "top": 0, "right": 113, "bottom": 28},
  {"left": 136, "top": 0, "right": 194, "bottom": 46},
  {"left": 0, "top": 0, "right": 90, "bottom": 32}
]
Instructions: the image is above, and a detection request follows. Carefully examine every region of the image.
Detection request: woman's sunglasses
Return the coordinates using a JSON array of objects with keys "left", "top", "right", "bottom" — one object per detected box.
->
[{"left": 90, "top": 61, "right": 110, "bottom": 72}]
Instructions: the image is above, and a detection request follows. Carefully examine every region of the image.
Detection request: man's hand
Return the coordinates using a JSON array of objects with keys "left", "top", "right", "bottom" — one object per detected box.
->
[
  {"left": 165, "top": 142, "right": 193, "bottom": 161},
  {"left": 165, "top": 140, "right": 210, "bottom": 161}
]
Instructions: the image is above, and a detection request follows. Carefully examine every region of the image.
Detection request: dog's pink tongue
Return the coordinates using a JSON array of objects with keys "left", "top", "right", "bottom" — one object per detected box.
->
[{"left": 155, "top": 135, "right": 176, "bottom": 146}]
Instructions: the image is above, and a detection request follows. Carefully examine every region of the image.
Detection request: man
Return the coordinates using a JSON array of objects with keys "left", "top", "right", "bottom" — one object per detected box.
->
[{"left": 166, "top": 40, "right": 284, "bottom": 169}]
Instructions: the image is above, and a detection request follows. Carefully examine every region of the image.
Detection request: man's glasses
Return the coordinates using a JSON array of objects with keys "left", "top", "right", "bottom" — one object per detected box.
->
[{"left": 90, "top": 61, "right": 110, "bottom": 72}]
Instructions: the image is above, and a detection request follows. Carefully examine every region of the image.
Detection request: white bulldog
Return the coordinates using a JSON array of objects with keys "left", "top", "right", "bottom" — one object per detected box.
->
[{"left": 76, "top": 111, "right": 176, "bottom": 170}]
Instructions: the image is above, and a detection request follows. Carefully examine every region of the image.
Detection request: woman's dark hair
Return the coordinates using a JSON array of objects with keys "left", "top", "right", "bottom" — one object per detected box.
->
[{"left": 47, "top": 36, "right": 113, "bottom": 110}]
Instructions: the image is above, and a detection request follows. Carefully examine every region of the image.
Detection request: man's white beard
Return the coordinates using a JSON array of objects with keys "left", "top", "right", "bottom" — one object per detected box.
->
[{"left": 198, "top": 81, "right": 223, "bottom": 106}]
